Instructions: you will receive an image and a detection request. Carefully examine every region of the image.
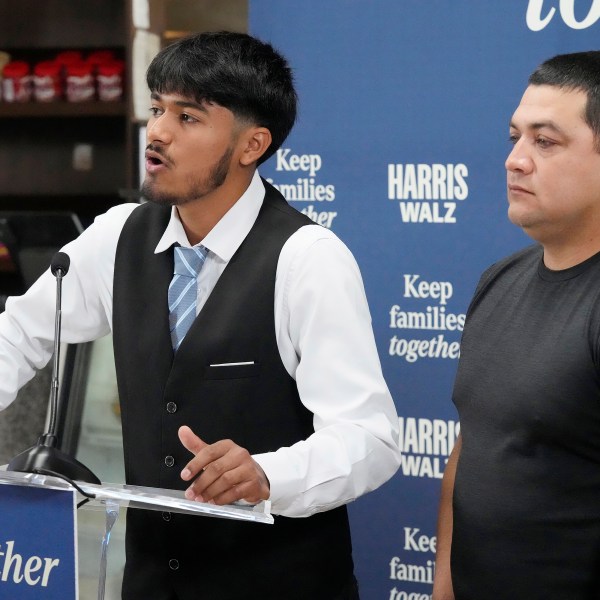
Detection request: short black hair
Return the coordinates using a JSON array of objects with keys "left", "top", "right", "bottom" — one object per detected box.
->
[
  {"left": 146, "top": 31, "right": 297, "bottom": 164},
  {"left": 529, "top": 51, "right": 600, "bottom": 151}
]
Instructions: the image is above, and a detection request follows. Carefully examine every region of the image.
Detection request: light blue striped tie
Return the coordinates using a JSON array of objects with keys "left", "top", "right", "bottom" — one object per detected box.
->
[{"left": 168, "top": 245, "right": 207, "bottom": 351}]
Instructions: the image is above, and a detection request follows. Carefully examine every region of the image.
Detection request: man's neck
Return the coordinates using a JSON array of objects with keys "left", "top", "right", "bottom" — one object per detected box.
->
[
  {"left": 177, "top": 171, "right": 254, "bottom": 245},
  {"left": 543, "top": 239, "right": 600, "bottom": 270}
]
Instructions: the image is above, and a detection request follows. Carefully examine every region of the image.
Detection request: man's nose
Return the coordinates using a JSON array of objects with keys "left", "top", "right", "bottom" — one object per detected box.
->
[
  {"left": 505, "top": 139, "right": 533, "bottom": 174},
  {"left": 147, "top": 113, "right": 173, "bottom": 145}
]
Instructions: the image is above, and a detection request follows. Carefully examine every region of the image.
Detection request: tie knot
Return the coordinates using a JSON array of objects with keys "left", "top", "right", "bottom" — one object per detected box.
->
[{"left": 173, "top": 245, "right": 207, "bottom": 278}]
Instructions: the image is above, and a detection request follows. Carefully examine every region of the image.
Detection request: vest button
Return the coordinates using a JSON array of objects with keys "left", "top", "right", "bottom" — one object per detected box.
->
[
  {"left": 164, "top": 455, "right": 175, "bottom": 467},
  {"left": 162, "top": 511, "right": 172, "bottom": 522},
  {"left": 166, "top": 401, "right": 177, "bottom": 413},
  {"left": 169, "top": 559, "right": 179, "bottom": 571}
]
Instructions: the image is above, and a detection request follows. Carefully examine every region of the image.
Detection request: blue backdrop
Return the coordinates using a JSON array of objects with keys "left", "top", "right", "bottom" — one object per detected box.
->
[{"left": 249, "top": 2, "right": 600, "bottom": 597}]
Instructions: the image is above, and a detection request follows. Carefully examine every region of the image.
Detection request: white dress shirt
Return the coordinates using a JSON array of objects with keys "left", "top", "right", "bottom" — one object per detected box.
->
[{"left": 0, "top": 170, "right": 400, "bottom": 517}]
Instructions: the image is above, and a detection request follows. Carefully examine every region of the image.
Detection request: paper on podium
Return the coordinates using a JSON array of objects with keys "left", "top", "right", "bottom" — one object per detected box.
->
[{"left": 0, "top": 469, "right": 273, "bottom": 524}]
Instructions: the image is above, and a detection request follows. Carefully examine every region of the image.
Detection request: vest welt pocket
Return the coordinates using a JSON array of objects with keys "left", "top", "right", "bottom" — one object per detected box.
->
[{"left": 203, "top": 362, "right": 259, "bottom": 380}]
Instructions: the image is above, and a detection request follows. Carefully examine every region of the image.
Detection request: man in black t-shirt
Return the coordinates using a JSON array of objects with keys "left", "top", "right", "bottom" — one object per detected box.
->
[{"left": 433, "top": 51, "right": 600, "bottom": 600}]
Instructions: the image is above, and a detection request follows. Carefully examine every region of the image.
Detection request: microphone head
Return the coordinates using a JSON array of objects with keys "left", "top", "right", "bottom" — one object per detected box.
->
[{"left": 50, "top": 252, "right": 70, "bottom": 276}]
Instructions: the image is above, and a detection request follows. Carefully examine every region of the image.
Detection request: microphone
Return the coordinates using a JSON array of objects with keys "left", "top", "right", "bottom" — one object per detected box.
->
[
  {"left": 51, "top": 251, "right": 70, "bottom": 277},
  {"left": 8, "top": 252, "right": 100, "bottom": 484}
]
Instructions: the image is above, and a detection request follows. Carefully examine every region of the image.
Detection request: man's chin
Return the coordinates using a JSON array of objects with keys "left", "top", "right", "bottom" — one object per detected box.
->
[
  {"left": 508, "top": 206, "right": 531, "bottom": 228},
  {"left": 141, "top": 182, "right": 179, "bottom": 206},
  {"left": 508, "top": 211, "right": 542, "bottom": 240}
]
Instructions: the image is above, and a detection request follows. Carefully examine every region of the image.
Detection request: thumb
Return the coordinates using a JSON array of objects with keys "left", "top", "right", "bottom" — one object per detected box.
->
[{"left": 178, "top": 425, "right": 207, "bottom": 455}]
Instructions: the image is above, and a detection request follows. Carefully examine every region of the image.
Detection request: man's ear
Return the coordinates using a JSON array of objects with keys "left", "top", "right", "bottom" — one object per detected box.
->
[{"left": 239, "top": 127, "right": 272, "bottom": 166}]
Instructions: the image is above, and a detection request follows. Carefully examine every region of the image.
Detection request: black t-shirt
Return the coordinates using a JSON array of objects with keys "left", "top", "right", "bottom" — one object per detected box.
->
[{"left": 452, "top": 244, "right": 600, "bottom": 600}]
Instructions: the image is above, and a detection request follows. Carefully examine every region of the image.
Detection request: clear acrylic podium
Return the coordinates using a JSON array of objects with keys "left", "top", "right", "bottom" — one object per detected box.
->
[{"left": 0, "top": 470, "right": 273, "bottom": 600}]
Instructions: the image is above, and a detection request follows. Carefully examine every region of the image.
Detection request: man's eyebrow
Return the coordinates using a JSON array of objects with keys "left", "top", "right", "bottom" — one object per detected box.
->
[
  {"left": 150, "top": 92, "right": 208, "bottom": 113},
  {"left": 509, "top": 118, "right": 566, "bottom": 136},
  {"left": 175, "top": 100, "right": 208, "bottom": 113}
]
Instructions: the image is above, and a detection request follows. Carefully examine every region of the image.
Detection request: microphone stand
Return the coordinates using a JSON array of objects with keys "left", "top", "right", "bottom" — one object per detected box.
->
[{"left": 8, "top": 252, "right": 100, "bottom": 484}]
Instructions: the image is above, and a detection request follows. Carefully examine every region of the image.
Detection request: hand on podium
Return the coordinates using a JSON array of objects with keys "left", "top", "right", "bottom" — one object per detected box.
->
[{"left": 178, "top": 425, "right": 270, "bottom": 506}]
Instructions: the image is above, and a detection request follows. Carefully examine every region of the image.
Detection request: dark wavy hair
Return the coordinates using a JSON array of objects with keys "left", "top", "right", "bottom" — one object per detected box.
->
[
  {"left": 529, "top": 51, "right": 600, "bottom": 151},
  {"left": 146, "top": 31, "right": 297, "bottom": 164}
]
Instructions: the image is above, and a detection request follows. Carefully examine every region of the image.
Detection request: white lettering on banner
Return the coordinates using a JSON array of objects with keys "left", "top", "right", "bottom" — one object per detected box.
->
[
  {"left": 389, "top": 305, "right": 466, "bottom": 332},
  {"left": 388, "top": 275, "right": 465, "bottom": 363},
  {"left": 267, "top": 178, "right": 336, "bottom": 202},
  {"left": 399, "top": 454, "right": 446, "bottom": 478},
  {"left": 403, "top": 274, "right": 453, "bottom": 305},
  {"left": 388, "top": 525, "right": 437, "bottom": 598},
  {"left": 0, "top": 541, "right": 60, "bottom": 587},
  {"left": 526, "top": 0, "right": 600, "bottom": 30},
  {"left": 404, "top": 528, "right": 436, "bottom": 553},
  {"left": 389, "top": 556, "right": 435, "bottom": 583},
  {"left": 389, "top": 334, "right": 460, "bottom": 362},
  {"left": 267, "top": 148, "right": 338, "bottom": 229},
  {"left": 276, "top": 148, "right": 322, "bottom": 177},
  {"left": 388, "top": 164, "right": 468, "bottom": 200},
  {"left": 398, "top": 201, "right": 456, "bottom": 224},
  {"left": 300, "top": 205, "right": 337, "bottom": 228},
  {"left": 397, "top": 417, "right": 460, "bottom": 479},
  {"left": 387, "top": 163, "right": 468, "bottom": 224},
  {"left": 398, "top": 417, "right": 459, "bottom": 457}
]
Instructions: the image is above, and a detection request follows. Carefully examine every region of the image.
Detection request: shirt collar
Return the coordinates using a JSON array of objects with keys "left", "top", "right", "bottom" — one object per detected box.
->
[{"left": 154, "top": 170, "right": 265, "bottom": 261}]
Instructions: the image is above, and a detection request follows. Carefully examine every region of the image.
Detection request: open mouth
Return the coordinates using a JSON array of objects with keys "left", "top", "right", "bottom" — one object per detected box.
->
[
  {"left": 145, "top": 151, "right": 169, "bottom": 172},
  {"left": 145, "top": 143, "right": 169, "bottom": 167}
]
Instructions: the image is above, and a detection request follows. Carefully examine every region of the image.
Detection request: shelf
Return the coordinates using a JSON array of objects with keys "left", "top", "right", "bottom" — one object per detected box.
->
[
  {"left": 0, "top": 0, "right": 150, "bottom": 224},
  {"left": 0, "top": 195, "right": 125, "bottom": 226},
  {"left": 0, "top": 101, "right": 127, "bottom": 118}
]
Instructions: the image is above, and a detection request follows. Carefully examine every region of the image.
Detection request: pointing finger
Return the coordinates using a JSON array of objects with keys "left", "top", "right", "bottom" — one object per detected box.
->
[
  {"left": 178, "top": 425, "right": 207, "bottom": 455},
  {"left": 178, "top": 426, "right": 208, "bottom": 482}
]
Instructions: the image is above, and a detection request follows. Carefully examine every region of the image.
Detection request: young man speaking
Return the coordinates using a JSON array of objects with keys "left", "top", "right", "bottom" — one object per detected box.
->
[{"left": 0, "top": 32, "right": 401, "bottom": 599}]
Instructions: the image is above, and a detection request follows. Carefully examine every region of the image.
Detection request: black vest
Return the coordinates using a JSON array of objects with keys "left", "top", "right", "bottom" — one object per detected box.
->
[{"left": 112, "top": 183, "right": 354, "bottom": 600}]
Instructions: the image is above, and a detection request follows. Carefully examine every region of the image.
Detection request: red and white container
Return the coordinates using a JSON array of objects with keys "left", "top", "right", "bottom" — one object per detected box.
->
[
  {"left": 1, "top": 61, "right": 32, "bottom": 103},
  {"left": 65, "top": 62, "right": 95, "bottom": 102},
  {"left": 33, "top": 60, "right": 62, "bottom": 102},
  {"left": 97, "top": 60, "right": 125, "bottom": 101}
]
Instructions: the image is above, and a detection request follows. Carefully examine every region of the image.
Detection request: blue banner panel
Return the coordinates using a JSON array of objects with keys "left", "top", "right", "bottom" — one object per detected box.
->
[
  {"left": 250, "top": 1, "right": 600, "bottom": 598},
  {"left": 0, "top": 484, "right": 77, "bottom": 599}
]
